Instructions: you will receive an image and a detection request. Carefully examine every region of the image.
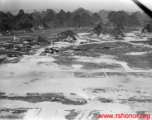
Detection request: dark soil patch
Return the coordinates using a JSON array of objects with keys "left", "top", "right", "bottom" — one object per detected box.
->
[
  {"left": 74, "top": 72, "right": 106, "bottom": 78},
  {"left": 54, "top": 55, "right": 122, "bottom": 70},
  {"left": 0, "top": 108, "right": 28, "bottom": 119},
  {"left": 0, "top": 93, "right": 87, "bottom": 105},
  {"left": 98, "top": 98, "right": 113, "bottom": 103},
  {"left": 119, "top": 97, "right": 152, "bottom": 104},
  {"left": 128, "top": 97, "right": 152, "bottom": 103},
  {"left": 93, "top": 89, "right": 106, "bottom": 93},
  {"left": 0, "top": 92, "right": 5, "bottom": 96},
  {"left": 130, "top": 40, "right": 152, "bottom": 46},
  {"left": 118, "top": 53, "right": 152, "bottom": 69},
  {"left": 70, "top": 42, "right": 152, "bottom": 56},
  {"left": 65, "top": 109, "right": 80, "bottom": 120},
  {"left": 127, "top": 72, "right": 152, "bottom": 77},
  {"left": 106, "top": 72, "right": 127, "bottom": 77}
]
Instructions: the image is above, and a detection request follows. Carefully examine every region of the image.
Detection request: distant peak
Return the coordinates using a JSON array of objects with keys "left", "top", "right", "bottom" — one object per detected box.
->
[
  {"left": 118, "top": 10, "right": 126, "bottom": 13},
  {"left": 46, "top": 9, "right": 55, "bottom": 13},
  {"left": 59, "top": 9, "right": 66, "bottom": 14},
  {"left": 6, "top": 11, "right": 14, "bottom": 18},
  {"left": 45, "top": 9, "right": 56, "bottom": 14},
  {"left": 18, "top": 9, "right": 24, "bottom": 15},
  {"left": 134, "top": 11, "right": 142, "bottom": 14},
  {"left": 6, "top": 11, "right": 11, "bottom": 15},
  {"left": 77, "top": 7, "right": 85, "bottom": 10},
  {"left": 34, "top": 9, "right": 39, "bottom": 13},
  {"left": 93, "top": 12, "right": 98, "bottom": 15},
  {"left": 99, "top": 9, "right": 107, "bottom": 12},
  {"left": 60, "top": 9, "right": 64, "bottom": 12},
  {"left": 74, "top": 7, "right": 85, "bottom": 12}
]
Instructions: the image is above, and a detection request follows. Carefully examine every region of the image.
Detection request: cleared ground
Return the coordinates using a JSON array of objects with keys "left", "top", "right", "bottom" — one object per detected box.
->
[{"left": 0, "top": 27, "right": 152, "bottom": 120}]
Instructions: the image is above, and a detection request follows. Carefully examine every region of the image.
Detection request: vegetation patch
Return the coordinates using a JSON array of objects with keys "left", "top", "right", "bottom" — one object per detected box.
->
[
  {"left": 0, "top": 92, "right": 5, "bottom": 96},
  {"left": 118, "top": 53, "right": 152, "bottom": 69},
  {"left": 127, "top": 72, "right": 152, "bottom": 77},
  {"left": 106, "top": 72, "right": 127, "bottom": 77},
  {"left": 74, "top": 72, "right": 106, "bottom": 78},
  {"left": 0, "top": 108, "right": 28, "bottom": 119},
  {"left": 130, "top": 40, "right": 152, "bottom": 46},
  {"left": 65, "top": 109, "right": 80, "bottom": 120},
  {"left": 0, "top": 93, "right": 87, "bottom": 105},
  {"left": 98, "top": 98, "right": 113, "bottom": 103}
]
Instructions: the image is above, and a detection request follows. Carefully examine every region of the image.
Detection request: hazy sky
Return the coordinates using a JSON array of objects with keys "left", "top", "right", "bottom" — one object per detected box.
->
[{"left": 0, "top": 0, "right": 152, "bottom": 14}]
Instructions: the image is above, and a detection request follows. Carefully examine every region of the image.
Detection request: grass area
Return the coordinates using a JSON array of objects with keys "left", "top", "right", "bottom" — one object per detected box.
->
[
  {"left": 106, "top": 72, "right": 127, "bottom": 77},
  {"left": 1, "top": 27, "right": 152, "bottom": 69},
  {"left": 127, "top": 72, "right": 152, "bottom": 77},
  {"left": 123, "top": 26, "right": 142, "bottom": 33},
  {"left": 64, "top": 42, "right": 152, "bottom": 58},
  {"left": 118, "top": 53, "right": 152, "bottom": 69},
  {"left": 58, "top": 42, "right": 152, "bottom": 69},
  {"left": 54, "top": 54, "right": 122, "bottom": 70}
]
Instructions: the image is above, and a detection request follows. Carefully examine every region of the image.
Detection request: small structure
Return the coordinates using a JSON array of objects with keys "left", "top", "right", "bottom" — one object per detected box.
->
[{"left": 44, "top": 47, "right": 60, "bottom": 54}]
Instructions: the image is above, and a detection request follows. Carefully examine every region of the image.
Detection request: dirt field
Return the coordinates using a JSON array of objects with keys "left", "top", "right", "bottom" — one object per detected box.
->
[{"left": 0, "top": 27, "right": 152, "bottom": 120}]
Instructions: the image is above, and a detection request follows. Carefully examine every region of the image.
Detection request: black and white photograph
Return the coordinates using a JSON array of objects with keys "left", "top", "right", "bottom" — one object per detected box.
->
[{"left": 0, "top": 0, "right": 152, "bottom": 119}]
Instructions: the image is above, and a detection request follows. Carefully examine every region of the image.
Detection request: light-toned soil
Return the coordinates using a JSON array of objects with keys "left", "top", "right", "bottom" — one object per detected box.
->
[{"left": 0, "top": 28, "right": 152, "bottom": 120}]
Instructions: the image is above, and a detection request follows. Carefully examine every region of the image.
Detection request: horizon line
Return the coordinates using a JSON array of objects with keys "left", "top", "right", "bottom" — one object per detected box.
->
[{"left": 1, "top": 8, "right": 143, "bottom": 15}]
